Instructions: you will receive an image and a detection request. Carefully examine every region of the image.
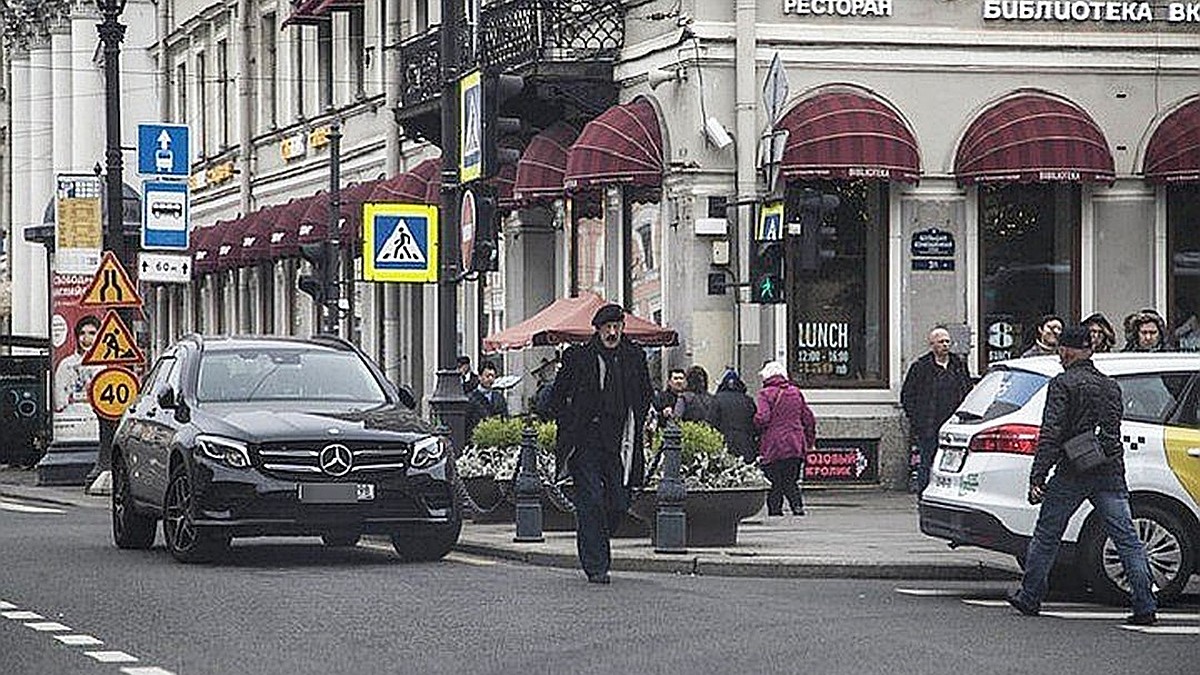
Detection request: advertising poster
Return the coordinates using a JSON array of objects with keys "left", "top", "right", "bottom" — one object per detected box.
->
[
  {"left": 51, "top": 273, "right": 103, "bottom": 444},
  {"left": 55, "top": 175, "right": 104, "bottom": 275},
  {"left": 804, "top": 439, "right": 879, "bottom": 485}
]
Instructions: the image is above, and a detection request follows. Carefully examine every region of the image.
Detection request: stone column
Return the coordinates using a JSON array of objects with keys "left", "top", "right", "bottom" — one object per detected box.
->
[
  {"left": 51, "top": 21, "right": 72, "bottom": 171},
  {"left": 71, "top": 7, "right": 103, "bottom": 173},
  {"left": 9, "top": 48, "right": 33, "bottom": 336},
  {"left": 28, "top": 35, "right": 53, "bottom": 337}
]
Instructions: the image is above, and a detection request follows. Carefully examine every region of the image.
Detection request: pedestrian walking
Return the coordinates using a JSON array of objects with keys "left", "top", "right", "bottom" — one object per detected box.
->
[
  {"left": 465, "top": 360, "right": 508, "bottom": 438},
  {"left": 674, "top": 365, "right": 715, "bottom": 423},
  {"left": 1007, "top": 325, "right": 1157, "bottom": 626},
  {"left": 900, "top": 326, "right": 973, "bottom": 494},
  {"left": 549, "top": 303, "right": 653, "bottom": 584},
  {"left": 1082, "top": 312, "right": 1116, "bottom": 353},
  {"left": 710, "top": 369, "right": 758, "bottom": 464},
  {"left": 1021, "top": 315, "right": 1063, "bottom": 357},
  {"left": 754, "top": 361, "right": 816, "bottom": 516}
]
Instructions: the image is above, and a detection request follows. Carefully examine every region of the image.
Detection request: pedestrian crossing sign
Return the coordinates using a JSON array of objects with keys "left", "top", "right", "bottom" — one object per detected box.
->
[{"left": 362, "top": 203, "right": 439, "bottom": 283}]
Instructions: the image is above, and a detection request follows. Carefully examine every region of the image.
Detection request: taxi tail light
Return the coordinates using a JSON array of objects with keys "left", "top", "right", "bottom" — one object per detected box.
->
[{"left": 968, "top": 424, "right": 1041, "bottom": 456}]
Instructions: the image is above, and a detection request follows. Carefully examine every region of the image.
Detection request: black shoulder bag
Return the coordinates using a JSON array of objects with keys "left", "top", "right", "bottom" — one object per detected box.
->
[{"left": 1062, "top": 426, "right": 1111, "bottom": 473}]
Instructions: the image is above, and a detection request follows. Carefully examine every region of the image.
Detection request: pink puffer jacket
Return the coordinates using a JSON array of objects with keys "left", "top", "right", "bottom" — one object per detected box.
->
[{"left": 754, "top": 375, "right": 816, "bottom": 464}]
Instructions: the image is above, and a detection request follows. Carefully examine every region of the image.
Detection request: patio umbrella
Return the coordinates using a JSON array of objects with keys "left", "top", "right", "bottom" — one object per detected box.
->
[{"left": 482, "top": 291, "right": 676, "bottom": 353}]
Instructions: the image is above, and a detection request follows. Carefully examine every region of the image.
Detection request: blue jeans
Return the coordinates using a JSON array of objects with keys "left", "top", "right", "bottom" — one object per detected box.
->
[
  {"left": 915, "top": 434, "right": 939, "bottom": 495},
  {"left": 1014, "top": 472, "right": 1156, "bottom": 616},
  {"left": 569, "top": 440, "right": 630, "bottom": 578}
]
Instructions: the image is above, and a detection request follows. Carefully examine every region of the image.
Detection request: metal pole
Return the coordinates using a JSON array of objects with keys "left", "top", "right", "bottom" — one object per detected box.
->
[
  {"left": 655, "top": 419, "right": 688, "bottom": 553},
  {"left": 513, "top": 422, "right": 544, "bottom": 542},
  {"left": 428, "top": 0, "right": 469, "bottom": 449},
  {"left": 90, "top": 0, "right": 129, "bottom": 488},
  {"left": 325, "top": 120, "right": 342, "bottom": 336}
]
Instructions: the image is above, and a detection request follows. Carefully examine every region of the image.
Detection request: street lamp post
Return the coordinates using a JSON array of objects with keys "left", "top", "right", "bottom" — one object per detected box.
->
[
  {"left": 88, "top": 0, "right": 130, "bottom": 489},
  {"left": 324, "top": 119, "right": 342, "bottom": 337}
]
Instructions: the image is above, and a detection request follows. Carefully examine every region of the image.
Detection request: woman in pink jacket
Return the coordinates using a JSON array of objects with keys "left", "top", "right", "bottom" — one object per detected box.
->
[{"left": 754, "top": 361, "right": 817, "bottom": 516}]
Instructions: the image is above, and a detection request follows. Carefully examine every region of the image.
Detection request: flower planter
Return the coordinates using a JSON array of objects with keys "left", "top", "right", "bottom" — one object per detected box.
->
[
  {"left": 460, "top": 476, "right": 576, "bottom": 531},
  {"left": 629, "top": 487, "right": 768, "bottom": 547}
]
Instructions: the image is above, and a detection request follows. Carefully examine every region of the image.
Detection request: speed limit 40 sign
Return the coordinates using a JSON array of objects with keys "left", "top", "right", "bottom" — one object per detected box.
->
[{"left": 88, "top": 366, "right": 141, "bottom": 420}]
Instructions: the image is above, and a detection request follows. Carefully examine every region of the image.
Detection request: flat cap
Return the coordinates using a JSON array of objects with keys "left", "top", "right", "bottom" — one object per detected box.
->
[
  {"left": 592, "top": 303, "right": 625, "bottom": 327},
  {"left": 1058, "top": 325, "right": 1092, "bottom": 350}
]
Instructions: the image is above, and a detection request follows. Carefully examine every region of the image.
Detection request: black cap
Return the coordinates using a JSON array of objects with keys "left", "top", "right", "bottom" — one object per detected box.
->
[
  {"left": 592, "top": 303, "right": 625, "bottom": 327},
  {"left": 1059, "top": 325, "right": 1092, "bottom": 350}
]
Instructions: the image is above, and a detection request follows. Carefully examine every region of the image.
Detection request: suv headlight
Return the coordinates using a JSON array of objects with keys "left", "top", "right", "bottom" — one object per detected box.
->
[
  {"left": 195, "top": 434, "right": 251, "bottom": 469},
  {"left": 410, "top": 436, "right": 449, "bottom": 470}
]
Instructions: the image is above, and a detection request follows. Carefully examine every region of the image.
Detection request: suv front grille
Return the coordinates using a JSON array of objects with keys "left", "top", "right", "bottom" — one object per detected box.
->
[{"left": 256, "top": 441, "right": 410, "bottom": 480}]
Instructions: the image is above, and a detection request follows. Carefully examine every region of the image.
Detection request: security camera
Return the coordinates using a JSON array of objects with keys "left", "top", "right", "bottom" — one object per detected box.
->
[{"left": 704, "top": 117, "right": 733, "bottom": 150}]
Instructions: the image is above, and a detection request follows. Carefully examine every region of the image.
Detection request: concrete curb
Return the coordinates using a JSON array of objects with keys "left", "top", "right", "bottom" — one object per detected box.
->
[{"left": 0, "top": 483, "right": 107, "bottom": 509}]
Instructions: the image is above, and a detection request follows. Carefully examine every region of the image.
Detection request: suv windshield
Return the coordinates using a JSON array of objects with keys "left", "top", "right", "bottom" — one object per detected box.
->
[
  {"left": 196, "top": 348, "right": 387, "bottom": 404},
  {"left": 955, "top": 368, "right": 1049, "bottom": 423}
]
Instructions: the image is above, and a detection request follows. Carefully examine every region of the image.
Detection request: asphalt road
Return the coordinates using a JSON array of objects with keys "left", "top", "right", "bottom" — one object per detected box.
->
[{"left": 1, "top": 495, "right": 1195, "bottom": 675}]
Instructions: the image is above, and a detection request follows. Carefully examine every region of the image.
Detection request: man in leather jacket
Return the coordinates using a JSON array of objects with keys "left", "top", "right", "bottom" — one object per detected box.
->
[{"left": 1007, "top": 325, "right": 1157, "bottom": 625}]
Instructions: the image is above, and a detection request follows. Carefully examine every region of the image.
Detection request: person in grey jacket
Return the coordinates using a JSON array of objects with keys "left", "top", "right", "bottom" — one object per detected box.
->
[{"left": 1007, "top": 325, "right": 1157, "bottom": 626}]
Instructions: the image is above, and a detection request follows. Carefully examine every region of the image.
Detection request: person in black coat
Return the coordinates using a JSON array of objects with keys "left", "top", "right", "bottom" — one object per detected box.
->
[
  {"left": 465, "top": 361, "right": 508, "bottom": 439},
  {"left": 900, "top": 326, "right": 973, "bottom": 494},
  {"left": 710, "top": 369, "right": 758, "bottom": 464},
  {"left": 548, "top": 303, "right": 653, "bottom": 585}
]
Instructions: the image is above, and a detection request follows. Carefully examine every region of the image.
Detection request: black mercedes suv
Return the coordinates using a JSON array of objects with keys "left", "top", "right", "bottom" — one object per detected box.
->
[{"left": 111, "top": 334, "right": 460, "bottom": 563}]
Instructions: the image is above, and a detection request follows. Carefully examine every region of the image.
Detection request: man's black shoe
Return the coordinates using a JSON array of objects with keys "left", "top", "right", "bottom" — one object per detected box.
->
[
  {"left": 1124, "top": 612, "right": 1156, "bottom": 626},
  {"left": 587, "top": 573, "right": 610, "bottom": 585},
  {"left": 1006, "top": 591, "right": 1039, "bottom": 616}
]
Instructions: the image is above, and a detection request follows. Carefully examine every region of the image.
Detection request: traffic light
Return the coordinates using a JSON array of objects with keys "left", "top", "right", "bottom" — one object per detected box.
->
[
  {"left": 472, "top": 189, "right": 500, "bottom": 273},
  {"left": 796, "top": 190, "right": 841, "bottom": 272},
  {"left": 707, "top": 270, "right": 728, "bottom": 296},
  {"left": 297, "top": 241, "right": 339, "bottom": 307},
  {"left": 750, "top": 239, "right": 785, "bottom": 304},
  {"left": 484, "top": 73, "right": 524, "bottom": 178}
]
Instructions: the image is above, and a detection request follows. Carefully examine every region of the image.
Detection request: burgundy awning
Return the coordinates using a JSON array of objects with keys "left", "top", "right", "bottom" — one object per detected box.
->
[
  {"left": 1144, "top": 98, "right": 1200, "bottom": 184},
  {"left": 514, "top": 122, "right": 579, "bottom": 203},
  {"left": 564, "top": 98, "right": 663, "bottom": 190},
  {"left": 281, "top": 0, "right": 327, "bottom": 27},
  {"left": 489, "top": 162, "right": 516, "bottom": 207},
  {"left": 213, "top": 219, "right": 241, "bottom": 272},
  {"left": 955, "top": 92, "right": 1114, "bottom": 185},
  {"left": 235, "top": 211, "right": 272, "bottom": 266},
  {"left": 482, "top": 291, "right": 677, "bottom": 353},
  {"left": 192, "top": 223, "right": 216, "bottom": 275},
  {"left": 369, "top": 158, "right": 441, "bottom": 204},
  {"left": 777, "top": 91, "right": 921, "bottom": 183},
  {"left": 340, "top": 180, "right": 382, "bottom": 243},
  {"left": 268, "top": 200, "right": 306, "bottom": 257}
]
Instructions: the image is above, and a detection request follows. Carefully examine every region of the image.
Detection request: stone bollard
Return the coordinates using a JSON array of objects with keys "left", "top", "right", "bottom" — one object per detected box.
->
[
  {"left": 513, "top": 422, "right": 544, "bottom": 543},
  {"left": 655, "top": 419, "right": 687, "bottom": 553}
]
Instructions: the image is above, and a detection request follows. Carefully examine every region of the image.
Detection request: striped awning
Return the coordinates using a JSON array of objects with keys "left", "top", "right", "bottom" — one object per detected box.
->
[
  {"left": 281, "top": 0, "right": 361, "bottom": 27},
  {"left": 777, "top": 91, "right": 920, "bottom": 183},
  {"left": 514, "top": 122, "right": 580, "bottom": 203},
  {"left": 1144, "top": 98, "right": 1200, "bottom": 184},
  {"left": 955, "top": 92, "right": 1114, "bottom": 185},
  {"left": 564, "top": 98, "right": 663, "bottom": 190},
  {"left": 369, "top": 157, "right": 442, "bottom": 204}
]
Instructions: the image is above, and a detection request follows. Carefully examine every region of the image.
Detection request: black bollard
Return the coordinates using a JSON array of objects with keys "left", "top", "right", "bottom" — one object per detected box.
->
[
  {"left": 513, "top": 422, "right": 544, "bottom": 542},
  {"left": 655, "top": 420, "right": 687, "bottom": 553}
]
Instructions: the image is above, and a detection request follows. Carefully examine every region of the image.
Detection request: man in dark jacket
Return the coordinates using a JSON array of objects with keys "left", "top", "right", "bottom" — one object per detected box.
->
[
  {"left": 465, "top": 360, "right": 508, "bottom": 439},
  {"left": 1007, "top": 325, "right": 1157, "bottom": 626},
  {"left": 711, "top": 369, "right": 758, "bottom": 464},
  {"left": 549, "top": 303, "right": 653, "bottom": 584},
  {"left": 900, "top": 326, "right": 973, "bottom": 494}
]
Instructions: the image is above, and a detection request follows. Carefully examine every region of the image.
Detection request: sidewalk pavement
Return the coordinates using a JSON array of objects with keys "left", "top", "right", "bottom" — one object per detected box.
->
[{"left": 0, "top": 465, "right": 1020, "bottom": 581}]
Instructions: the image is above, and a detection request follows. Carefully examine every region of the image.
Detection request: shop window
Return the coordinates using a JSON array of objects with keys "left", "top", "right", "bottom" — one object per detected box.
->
[
  {"left": 979, "top": 184, "right": 1080, "bottom": 365},
  {"left": 626, "top": 189, "right": 662, "bottom": 323},
  {"left": 261, "top": 13, "right": 278, "bottom": 129},
  {"left": 570, "top": 191, "right": 605, "bottom": 297},
  {"left": 318, "top": 21, "right": 333, "bottom": 111},
  {"left": 1168, "top": 184, "right": 1200, "bottom": 351},
  {"left": 785, "top": 180, "right": 888, "bottom": 388}
]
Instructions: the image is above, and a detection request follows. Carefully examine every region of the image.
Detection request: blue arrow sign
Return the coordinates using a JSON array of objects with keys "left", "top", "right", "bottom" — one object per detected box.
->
[{"left": 137, "top": 123, "right": 190, "bottom": 177}]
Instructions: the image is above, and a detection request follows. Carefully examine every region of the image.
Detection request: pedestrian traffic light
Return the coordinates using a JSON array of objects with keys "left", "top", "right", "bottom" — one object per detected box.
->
[
  {"left": 472, "top": 189, "right": 500, "bottom": 273},
  {"left": 484, "top": 73, "right": 524, "bottom": 178},
  {"left": 796, "top": 190, "right": 841, "bottom": 272},
  {"left": 750, "top": 239, "right": 785, "bottom": 304},
  {"left": 707, "top": 270, "right": 728, "bottom": 296},
  {"left": 297, "top": 241, "right": 339, "bottom": 307}
]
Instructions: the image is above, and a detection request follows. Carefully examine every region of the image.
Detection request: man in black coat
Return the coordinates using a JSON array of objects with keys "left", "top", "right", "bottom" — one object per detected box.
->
[
  {"left": 465, "top": 361, "right": 508, "bottom": 439},
  {"left": 1007, "top": 325, "right": 1157, "bottom": 626},
  {"left": 549, "top": 303, "right": 653, "bottom": 584},
  {"left": 900, "top": 326, "right": 973, "bottom": 494}
]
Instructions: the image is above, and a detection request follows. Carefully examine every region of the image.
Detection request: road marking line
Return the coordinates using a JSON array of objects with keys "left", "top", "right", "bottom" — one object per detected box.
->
[
  {"left": 0, "top": 500, "right": 65, "bottom": 514},
  {"left": 2, "top": 610, "right": 44, "bottom": 620},
  {"left": 84, "top": 651, "right": 138, "bottom": 663},
  {"left": 445, "top": 552, "right": 497, "bottom": 566},
  {"left": 1121, "top": 625, "right": 1200, "bottom": 635},
  {"left": 54, "top": 635, "right": 104, "bottom": 646},
  {"left": 896, "top": 588, "right": 975, "bottom": 597},
  {"left": 0, "top": 601, "right": 16, "bottom": 610},
  {"left": 962, "top": 599, "right": 1009, "bottom": 607},
  {"left": 121, "top": 667, "right": 178, "bottom": 675},
  {"left": 1040, "top": 610, "right": 1130, "bottom": 620},
  {"left": 25, "top": 621, "right": 71, "bottom": 632}
]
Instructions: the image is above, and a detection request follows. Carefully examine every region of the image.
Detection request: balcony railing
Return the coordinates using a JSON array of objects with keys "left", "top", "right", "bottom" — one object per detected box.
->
[{"left": 397, "top": 0, "right": 625, "bottom": 110}]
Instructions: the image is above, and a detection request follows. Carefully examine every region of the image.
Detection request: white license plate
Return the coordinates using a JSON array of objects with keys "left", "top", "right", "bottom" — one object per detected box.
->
[
  {"left": 297, "top": 483, "right": 375, "bottom": 504},
  {"left": 938, "top": 448, "right": 966, "bottom": 473}
]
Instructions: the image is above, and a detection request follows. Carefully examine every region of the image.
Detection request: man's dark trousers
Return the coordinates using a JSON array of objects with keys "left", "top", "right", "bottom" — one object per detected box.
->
[
  {"left": 569, "top": 436, "right": 629, "bottom": 578},
  {"left": 915, "top": 434, "right": 938, "bottom": 495}
]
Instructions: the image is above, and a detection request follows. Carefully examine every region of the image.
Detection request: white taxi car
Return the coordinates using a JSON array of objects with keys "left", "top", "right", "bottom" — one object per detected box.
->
[{"left": 919, "top": 353, "right": 1200, "bottom": 604}]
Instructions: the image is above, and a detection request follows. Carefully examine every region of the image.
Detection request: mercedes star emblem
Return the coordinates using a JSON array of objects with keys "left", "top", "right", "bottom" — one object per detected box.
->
[{"left": 318, "top": 444, "right": 353, "bottom": 477}]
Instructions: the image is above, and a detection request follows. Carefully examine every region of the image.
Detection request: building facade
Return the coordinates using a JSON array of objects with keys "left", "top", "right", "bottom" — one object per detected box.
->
[{"left": 5, "top": 1, "right": 1199, "bottom": 487}]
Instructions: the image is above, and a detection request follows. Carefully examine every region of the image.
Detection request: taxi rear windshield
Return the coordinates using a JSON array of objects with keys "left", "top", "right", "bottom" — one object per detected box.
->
[{"left": 955, "top": 368, "right": 1049, "bottom": 424}]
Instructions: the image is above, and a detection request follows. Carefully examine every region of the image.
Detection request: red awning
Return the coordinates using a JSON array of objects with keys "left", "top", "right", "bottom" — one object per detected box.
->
[
  {"left": 192, "top": 223, "right": 216, "bottom": 275},
  {"left": 777, "top": 91, "right": 920, "bottom": 183},
  {"left": 234, "top": 211, "right": 272, "bottom": 266},
  {"left": 514, "top": 122, "right": 579, "bottom": 203},
  {"left": 281, "top": 0, "right": 327, "bottom": 27},
  {"left": 369, "top": 157, "right": 441, "bottom": 204},
  {"left": 1144, "top": 98, "right": 1200, "bottom": 184},
  {"left": 489, "top": 162, "right": 516, "bottom": 207},
  {"left": 482, "top": 291, "right": 677, "bottom": 353},
  {"left": 564, "top": 98, "right": 663, "bottom": 190},
  {"left": 268, "top": 200, "right": 306, "bottom": 256},
  {"left": 955, "top": 92, "right": 1114, "bottom": 184},
  {"left": 213, "top": 219, "right": 241, "bottom": 272}
]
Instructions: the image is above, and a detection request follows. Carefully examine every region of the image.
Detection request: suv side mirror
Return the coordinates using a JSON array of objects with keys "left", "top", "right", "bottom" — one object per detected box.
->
[
  {"left": 397, "top": 385, "right": 417, "bottom": 410},
  {"left": 157, "top": 386, "right": 176, "bottom": 409}
]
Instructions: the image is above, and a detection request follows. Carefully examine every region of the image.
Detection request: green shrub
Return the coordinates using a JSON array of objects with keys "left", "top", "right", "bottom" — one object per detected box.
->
[
  {"left": 647, "top": 420, "right": 768, "bottom": 489},
  {"left": 536, "top": 420, "right": 557, "bottom": 453},
  {"left": 470, "top": 416, "right": 523, "bottom": 449}
]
